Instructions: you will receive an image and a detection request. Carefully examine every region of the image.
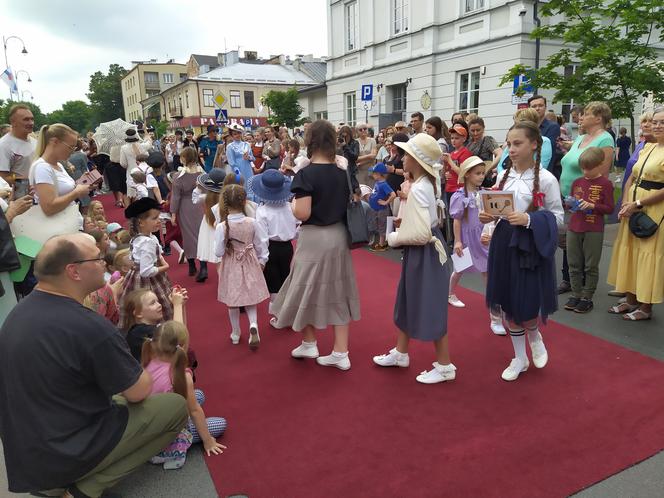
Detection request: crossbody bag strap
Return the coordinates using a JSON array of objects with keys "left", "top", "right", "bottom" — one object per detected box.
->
[
  {"left": 632, "top": 147, "right": 656, "bottom": 202},
  {"left": 344, "top": 163, "right": 354, "bottom": 203}
]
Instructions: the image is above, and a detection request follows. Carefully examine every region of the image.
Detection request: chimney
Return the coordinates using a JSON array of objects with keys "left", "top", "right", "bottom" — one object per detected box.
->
[
  {"left": 244, "top": 50, "right": 258, "bottom": 61},
  {"left": 218, "top": 50, "right": 240, "bottom": 67}
]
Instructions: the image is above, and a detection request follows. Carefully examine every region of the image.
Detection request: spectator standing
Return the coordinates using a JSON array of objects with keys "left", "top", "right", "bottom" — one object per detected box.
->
[
  {"left": 0, "top": 104, "right": 36, "bottom": 183},
  {"left": 410, "top": 112, "right": 425, "bottom": 135},
  {"left": 616, "top": 127, "right": 632, "bottom": 168},
  {"left": 356, "top": 123, "right": 377, "bottom": 186},
  {"left": 198, "top": 125, "right": 221, "bottom": 173}
]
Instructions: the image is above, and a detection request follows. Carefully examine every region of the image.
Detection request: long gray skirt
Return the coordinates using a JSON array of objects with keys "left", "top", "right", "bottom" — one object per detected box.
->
[
  {"left": 272, "top": 223, "right": 361, "bottom": 331},
  {"left": 394, "top": 227, "right": 452, "bottom": 341}
]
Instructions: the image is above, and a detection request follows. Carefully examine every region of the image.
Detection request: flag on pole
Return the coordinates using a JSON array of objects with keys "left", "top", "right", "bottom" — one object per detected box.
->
[{"left": 1, "top": 68, "right": 19, "bottom": 94}]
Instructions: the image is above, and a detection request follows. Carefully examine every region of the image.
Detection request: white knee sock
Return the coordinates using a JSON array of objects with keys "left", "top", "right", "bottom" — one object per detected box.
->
[
  {"left": 268, "top": 293, "right": 277, "bottom": 314},
  {"left": 246, "top": 305, "right": 258, "bottom": 326},
  {"left": 449, "top": 272, "right": 461, "bottom": 296},
  {"left": 526, "top": 326, "right": 541, "bottom": 343},
  {"left": 228, "top": 308, "right": 241, "bottom": 332},
  {"left": 509, "top": 331, "right": 528, "bottom": 363}
]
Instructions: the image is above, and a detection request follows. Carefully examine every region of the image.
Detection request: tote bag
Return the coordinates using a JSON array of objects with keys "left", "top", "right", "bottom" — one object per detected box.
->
[
  {"left": 11, "top": 162, "right": 82, "bottom": 244},
  {"left": 344, "top": 165, "right": 369, "bottom": 249}
]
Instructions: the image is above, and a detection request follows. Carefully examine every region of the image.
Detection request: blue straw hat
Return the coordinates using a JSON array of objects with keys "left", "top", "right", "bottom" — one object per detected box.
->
[
  {"left": 247, "top": 169, "right": 292, "bottom": 204},
  {"left": 197, "top": 168, "right": 227, "bottom": 193}
]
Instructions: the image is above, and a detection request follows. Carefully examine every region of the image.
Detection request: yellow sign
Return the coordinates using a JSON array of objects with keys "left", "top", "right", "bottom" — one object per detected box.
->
[{"left": 214, "top": 91, "right": 226, "bottom": 108}]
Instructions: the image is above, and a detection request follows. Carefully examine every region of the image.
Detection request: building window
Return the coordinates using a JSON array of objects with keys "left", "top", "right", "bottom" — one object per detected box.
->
[
  {"left": 314, "top": 111, "right": 329, "bottom": 120},
  {"left": 561, "top": 64, "right": 579, "bottom": 121},
  {"left": 389, "top": 84, "right": 407, "bottom": 114},
  {"left": 144, "top": 72, "right": 158, "bottom": 84},
  {"left": 463, "top": 0, "right": 484, "bottom": 13},
  {"left": 458, "top": 70, "right": 480, "bottom": 114},
  {"left": 344, "top": 91, "right": 357, "bottom": 126},
  {"left": 393, "top": 0, "right": 409, "bottom": 35},
  {"left": 230, "top": 90, "right": 241, "bottom": 108},
  {"left": 202, "top": 89, "right": 214, "bottom": 107},
  {"left": 244, "top": 91, "right": 255, "bottom": 109},
  {"left": 345, "top": 1, "right": 359, "bottom": 52},
  {"left": 163, "top": 73, "right": 174, "bottom": 84},
  {"left": 180, "top": 73, "right": 187, "bottom": 82}
]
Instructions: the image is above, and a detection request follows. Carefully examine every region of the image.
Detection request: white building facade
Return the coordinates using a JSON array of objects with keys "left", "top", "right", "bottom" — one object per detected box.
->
[{"left": 325, "top": 0, "right": 591, "bottom": 138}]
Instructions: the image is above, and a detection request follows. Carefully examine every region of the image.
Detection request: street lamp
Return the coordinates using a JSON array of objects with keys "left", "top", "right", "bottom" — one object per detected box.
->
[
  {"left": 21, "top": 90, "right": 33, "bottom": 101},
  {"left": 3, "top": 35, "right": 28, "bottom": 100},
  {"left": 16, "top": 70, "right": 32, "bottom": 83}
]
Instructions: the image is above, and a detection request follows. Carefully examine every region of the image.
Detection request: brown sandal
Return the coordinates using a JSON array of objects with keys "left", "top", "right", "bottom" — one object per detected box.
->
[
  {"left": 608, "top": 302, "right": 638, "bottom": 314},
  {"left": 622, "top": 309, "right": 652, "bottom": 321}
]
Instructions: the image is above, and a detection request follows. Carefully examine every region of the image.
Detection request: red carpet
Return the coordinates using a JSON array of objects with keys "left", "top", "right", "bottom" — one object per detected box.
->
[{"left": 101, "top": 195, "right": 664, "bottom": 498}]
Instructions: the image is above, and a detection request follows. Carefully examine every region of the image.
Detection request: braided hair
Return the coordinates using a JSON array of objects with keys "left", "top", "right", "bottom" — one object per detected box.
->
[
  {"left": 497, "top": 121, "right": 543, "bottom": 212},
  {"left": 220, "top": 184, "right": 248, "bottom": 253}
]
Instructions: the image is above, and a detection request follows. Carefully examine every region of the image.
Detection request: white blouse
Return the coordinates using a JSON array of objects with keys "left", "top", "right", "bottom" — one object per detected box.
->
[
  {"left": 214, "top": 213, "right": 269, "bottom": 264},
  {"left": 409, "top": 176, "right": 439, "bottom": 228},
  {"left": 131, "top": 234, "right": 163, "bottom": 278},
  {"left": 256, "top": 203, "right": 299, "bottom": 242},
  {"left": 495, "top": 167, "right": 564, "bottom": 227}
]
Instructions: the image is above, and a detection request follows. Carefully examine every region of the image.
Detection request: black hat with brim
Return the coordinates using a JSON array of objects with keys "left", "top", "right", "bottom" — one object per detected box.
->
[
  {"left": 146, "top": 151, "right": 166, "bottom": 168},
  {"left": 124, "top": 197, "right": 161, "bottom": 219}
]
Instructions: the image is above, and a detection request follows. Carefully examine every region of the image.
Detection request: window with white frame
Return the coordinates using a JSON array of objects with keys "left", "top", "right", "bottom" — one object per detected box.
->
[
  {"left": 344, "top": 92, "right": 357, "bottom": 126},
  {"left": 163, "top": 73, "right": 174, "bottom": 84},
  {"left": 561, "top": 64, "right": 579, "bottom": 120},
  {"left": 464, "top": 0, "right": 484, "bottom": 14},
  {"left": 202, "top": 89, "right": 214, "bottom": 107},
  {"left": 390, "top": 84, "right": 407, "bottom": 113},
  {"left": 345, "top": 1, "right": 359, "bottom": 52},
  {"left": 314, "top": 111, "right": 329, "bottom": 121},
  {"left": 393, "top": 0, "right": 409, "bottom": 35},
  {"left": 458, "top": 70, "right": 480, "bottom": 114},
  {"left": 230, "top": 90, "right": 241, "bottom": 108}
]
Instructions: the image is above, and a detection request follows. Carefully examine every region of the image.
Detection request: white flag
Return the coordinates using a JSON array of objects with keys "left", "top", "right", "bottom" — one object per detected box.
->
[{"left": 1, "top": 68, "right": 18, "bottom": 94}]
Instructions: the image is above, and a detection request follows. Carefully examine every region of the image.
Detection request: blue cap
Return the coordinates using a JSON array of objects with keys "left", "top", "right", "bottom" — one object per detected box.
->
[{"left": 369, "top": 162, "right": 388, "bottom": 174}]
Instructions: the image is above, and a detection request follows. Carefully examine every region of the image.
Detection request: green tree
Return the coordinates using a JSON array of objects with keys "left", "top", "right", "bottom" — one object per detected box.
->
[
  {"left": 0, "top": 99, "right": 48, "bottom": 129},
  {"left": 87, "top": 63, "right": 127, "bottom": 126},
  {"left": 501, "top": 0, "right": 664, "bottom": 143},
  {"left": 47, "top": 100, "right": 94, "bottom": 134},
  {"left": 262, "top": 88, "right": 304, "bottom": 128}
]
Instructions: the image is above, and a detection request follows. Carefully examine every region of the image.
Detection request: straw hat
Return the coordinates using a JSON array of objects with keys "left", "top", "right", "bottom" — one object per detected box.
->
[
  {"left": 125, "top": 128, "right": 139, "bottom": 142},
  {"left": 457, "top": 156, "right": 485, "bottom": 184},
  {"left": 247, "top": 169, "right": 292, "bottom": 204},
  {"left": 228, "top": 123, "right": 244, "bottom": 133},
  {"left": 394, "top": 134, "right": 443, "bottom": 178},
  {"left": 196, "top": 168, "right": 227, "bottom": 193}
]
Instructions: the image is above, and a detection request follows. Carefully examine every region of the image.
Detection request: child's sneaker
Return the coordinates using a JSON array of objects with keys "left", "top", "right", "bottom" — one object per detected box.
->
[
  {"left": 416, "top": 362, "right": 456, "bottom": 384},
  {"left": 291, "top": 341, "right": 319, "bottom": 359},
  {"left": 373, "top": 348, "right": 410, "bottom": 367},
  {"left": 574, "top": 299, "right": 594, "bottom": 314},
  {"left": 163, "top": 456, "right": 186, "bottom": 470},
  {"left": 490, "top": 313, "right": 507, "bottom": 336},
  {"left": 230, "top": 329, "right": 241, "bottom": 345},
  {"left": 248, "top": 324, "right": 260, "bottom": 350},
  {"left": 448, "top": 295, "right": 465, "bottom": 308},
  {"left": 564, "top": 297, "right": 581, "bottom": 310},
  {"left": 528, "top": 332, "right": 548, "bottom": 368},
  {"left": 316, "top": 351, "right": 351, "bottom": 370},
  {"left": 501, "top": 358, "right": 529, "bottom": 381}
]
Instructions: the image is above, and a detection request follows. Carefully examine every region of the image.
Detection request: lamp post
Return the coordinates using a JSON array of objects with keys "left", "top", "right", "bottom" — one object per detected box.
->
[
  {"left": 3, "top": 35, "right": 28, "bottom": 100},
  {"left": 21, "top": 90, "right": 33, "bottom": 101},
  {"left": 16, "top": 70, "right": 32, "bottom": 83},
  {"left": 533, "top": 0, "right": 541, "bottom": 93}
]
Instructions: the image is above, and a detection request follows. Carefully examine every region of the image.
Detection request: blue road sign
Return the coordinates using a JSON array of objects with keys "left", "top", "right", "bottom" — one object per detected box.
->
[
  {"left": 243, "top": 118, "right": 252, "bottom": 128},
  {"left": 215, "top": 108, "right": 229, "bottom": 123},
  {"left": 512, "top": 74, "right": 534, "bottom": 95},
  {"left": 361, "top": 84, "right": 373, "bottom": 102}
]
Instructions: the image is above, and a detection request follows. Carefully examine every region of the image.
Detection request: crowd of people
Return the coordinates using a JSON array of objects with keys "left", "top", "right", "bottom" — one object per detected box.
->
[{"left": 0, "top": 97, "right": 663, "bottom": 496}]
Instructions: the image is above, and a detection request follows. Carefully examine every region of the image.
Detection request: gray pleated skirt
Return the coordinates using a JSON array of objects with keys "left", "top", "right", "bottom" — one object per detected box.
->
[
  {"left": 394, "top": 227, "right": 452, "bottom": 341},
  {"left": 272, "top": 222, "right": 361, "bottom": 331}
]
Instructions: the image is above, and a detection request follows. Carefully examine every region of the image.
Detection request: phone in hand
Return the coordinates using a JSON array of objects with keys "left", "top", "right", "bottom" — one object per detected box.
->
[{"left": 13, "top": 178, "right": 30, "bottom": 199}]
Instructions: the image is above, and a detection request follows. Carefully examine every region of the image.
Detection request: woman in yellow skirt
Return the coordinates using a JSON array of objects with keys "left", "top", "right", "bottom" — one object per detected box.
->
[{"left": 608, "top": 106, "right": 664, "bottom": 320}]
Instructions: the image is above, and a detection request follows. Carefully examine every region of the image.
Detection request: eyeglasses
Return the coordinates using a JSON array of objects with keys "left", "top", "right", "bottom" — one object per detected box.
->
[
  {"left": 358, "top": 127, "right": 367, "bottom": 131},
  {"left": 60, "top": 140, "right": 77, "bottom": 151},
  {"left": 71, "top": 256, "right": 105, "bottom": 265}
]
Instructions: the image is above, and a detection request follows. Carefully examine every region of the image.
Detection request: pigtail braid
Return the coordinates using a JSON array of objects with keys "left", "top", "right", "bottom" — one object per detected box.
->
[
  {"left": 528, "top": 138, "right": 543, "bottom": 212},
  {"left": 498, "top": 156, "right": 512, "bottom": 191}
]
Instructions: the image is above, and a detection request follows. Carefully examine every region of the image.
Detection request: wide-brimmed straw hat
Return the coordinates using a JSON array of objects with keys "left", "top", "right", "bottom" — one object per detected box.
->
[
  {"left": 197, "top": 168, "right": 227, "bottom": 193},
  {"left": 247, "top": 169, "right": 292, "bottom": 204},
  {"left": 394, "top": 134, "right": 443, "bottom": 179},
  {"left": 458, "top": 156, "right": 486, "bottom": 184},
  {"left": 228, "top": 123, "right": 244, "bottom": 133}
]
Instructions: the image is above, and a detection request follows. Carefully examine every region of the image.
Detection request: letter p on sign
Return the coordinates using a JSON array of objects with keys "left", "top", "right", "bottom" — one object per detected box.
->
[{"left": 361, "top": 84, "right": 373, "bottom": 102}]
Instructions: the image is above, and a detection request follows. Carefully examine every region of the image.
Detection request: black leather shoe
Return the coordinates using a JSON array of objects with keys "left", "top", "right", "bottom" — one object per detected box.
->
[
  {"left": 557, "top": 280, "right": 571, "bottom": 294},
  {"left": 195, "top": 265, "right": 208, "bottom": 282},
  {"left": 187, "top": 259, "right": 197, "bottom": 276}
]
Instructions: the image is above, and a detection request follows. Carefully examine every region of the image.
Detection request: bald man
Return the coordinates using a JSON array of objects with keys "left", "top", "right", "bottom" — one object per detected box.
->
[{"left": 0, "top": 233, "right": 188, "bottom": 498}]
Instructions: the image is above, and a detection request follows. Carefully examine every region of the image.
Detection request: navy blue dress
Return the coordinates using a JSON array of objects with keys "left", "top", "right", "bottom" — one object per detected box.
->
[{"left": 486, "top": 210, "right": 558, "bottom": 325}]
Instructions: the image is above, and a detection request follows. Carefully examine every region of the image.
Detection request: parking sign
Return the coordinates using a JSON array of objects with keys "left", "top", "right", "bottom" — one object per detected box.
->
[{"left": 361, "top": 84, "right": 373, "bottom": 102}]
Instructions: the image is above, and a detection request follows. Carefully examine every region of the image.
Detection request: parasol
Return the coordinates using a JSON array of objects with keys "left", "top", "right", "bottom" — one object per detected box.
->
[{"left": 92, "top": 118, "right": 136, "bottom": 156}]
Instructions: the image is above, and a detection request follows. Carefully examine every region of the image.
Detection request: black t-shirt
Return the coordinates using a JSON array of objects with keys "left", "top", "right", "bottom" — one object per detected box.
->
[
  {"left": 0, "top": 291, "right": 142, "bottom": 492},
  {"left": 126, "top": 323, "right": 157, "bottom": 362},
  {"left": 384, "top": 155, "right": 404, "bottom": 193},
  {"left": 291, "top": 163, "right": 350, "bottom": 226}
]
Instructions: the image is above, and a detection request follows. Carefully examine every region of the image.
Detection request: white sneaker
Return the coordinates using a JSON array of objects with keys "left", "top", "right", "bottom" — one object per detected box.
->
[
  {"left": 490, "top": 315, "right": 507, "bottom": 336},
  {"left": 373, "top": 348, "right": 410, "bottom": 367},
  {"left": 230, "top": 330, "right": 241, "bottom": 345},
  {"left": 501, "top": 358, "right": 529, "bottom": 381},
  {"left": 249, "top": 324, "right": 260, "bottom": 350},
  {"left": 448, "top": 295, "right": 466, "bottom": 308},
  {"left": 416, "top": 362, "right": 456, "bottom": 384},
  {"left": 316, "top": 352, "right": 351, "bottom": 370},
  {"left": 291, "top": 341, "right": 319, "bottom": 359},
  {"left": 528, "top": 332, "right": 548, "bottom": 368}
]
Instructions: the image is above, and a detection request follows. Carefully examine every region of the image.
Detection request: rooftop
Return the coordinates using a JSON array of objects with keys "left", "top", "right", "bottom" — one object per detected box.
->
[{"left": 195, "top": 62, "right": 317, "bottom": 85}]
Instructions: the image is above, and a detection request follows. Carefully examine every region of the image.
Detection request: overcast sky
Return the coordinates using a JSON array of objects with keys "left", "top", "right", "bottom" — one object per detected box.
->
[{"left": 0, "top": 0, "right": 328, "bottom": 113}]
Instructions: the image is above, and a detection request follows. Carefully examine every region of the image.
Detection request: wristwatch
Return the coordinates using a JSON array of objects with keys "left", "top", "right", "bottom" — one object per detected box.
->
[{"left": 636, "top": 200, "right": 644, "bottom": 209}]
